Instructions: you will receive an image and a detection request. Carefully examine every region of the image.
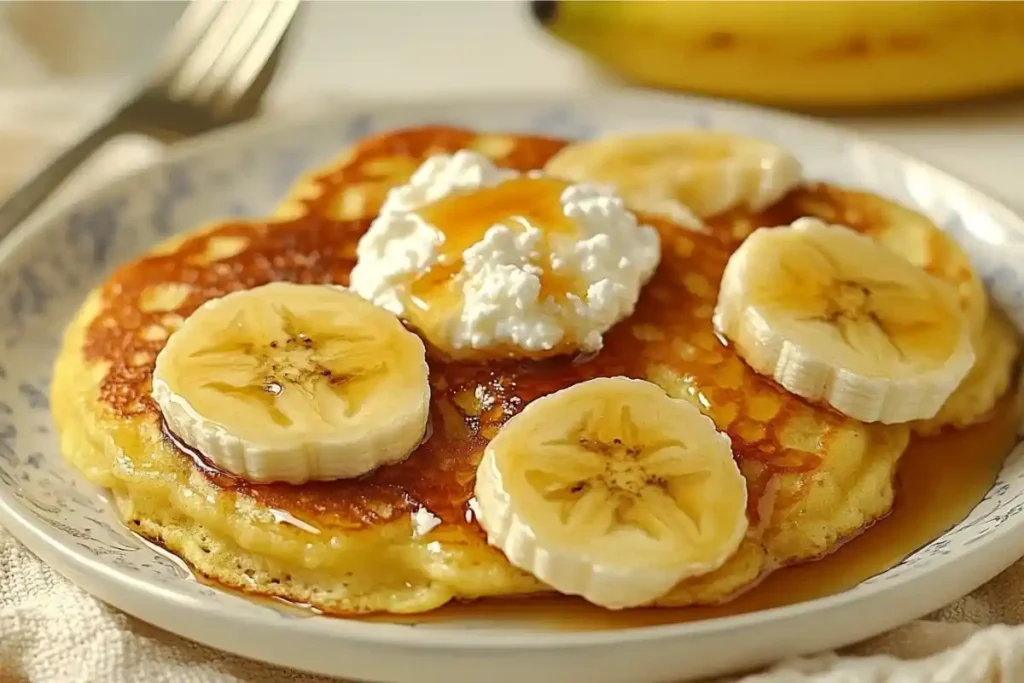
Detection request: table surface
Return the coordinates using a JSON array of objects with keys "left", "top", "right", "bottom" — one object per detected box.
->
[{"left": 3, "top": 0, "right": 1022, "bottom": 212}]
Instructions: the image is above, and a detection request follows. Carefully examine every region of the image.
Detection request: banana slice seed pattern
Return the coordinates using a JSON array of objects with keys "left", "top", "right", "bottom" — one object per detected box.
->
[
  {"left": 773, "top": 233, "right": 953, "bottom": 368},
  {"left": 524, "top": 404, "right": 716, "bottom": 545},
  {"left": 185, "top": 303, "right": 385, "bottom": 428}
]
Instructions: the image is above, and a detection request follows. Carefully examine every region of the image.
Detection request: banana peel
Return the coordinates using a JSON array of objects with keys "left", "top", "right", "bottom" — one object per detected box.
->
[{"left": 533, "top": 0, "right": 1024, "bottom": 109}]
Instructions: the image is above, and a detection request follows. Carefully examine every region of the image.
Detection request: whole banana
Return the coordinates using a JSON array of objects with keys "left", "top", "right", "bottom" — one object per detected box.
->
[{"left": 531, "top": 0, "right": 1024, "bottom": 109}]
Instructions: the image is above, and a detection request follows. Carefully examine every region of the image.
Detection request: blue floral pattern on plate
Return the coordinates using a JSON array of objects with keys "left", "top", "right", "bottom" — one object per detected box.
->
[{"left": 1, "top": 94, "right": 1023, "bottom": 627}]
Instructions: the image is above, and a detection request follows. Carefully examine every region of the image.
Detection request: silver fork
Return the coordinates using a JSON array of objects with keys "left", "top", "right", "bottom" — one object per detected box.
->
[{"left": 0, "top": 0, "right": 300, "bottom": 241}]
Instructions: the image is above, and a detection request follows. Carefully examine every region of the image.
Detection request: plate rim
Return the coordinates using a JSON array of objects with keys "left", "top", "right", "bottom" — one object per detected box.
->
[{"left": 2, "top": 86, "right": 1024, "bottom": 650}]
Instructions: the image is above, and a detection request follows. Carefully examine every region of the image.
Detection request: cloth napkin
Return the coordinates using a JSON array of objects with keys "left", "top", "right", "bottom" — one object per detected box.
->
[{"left": 3, "top": 85, "right": 1024, "bottom": 683}]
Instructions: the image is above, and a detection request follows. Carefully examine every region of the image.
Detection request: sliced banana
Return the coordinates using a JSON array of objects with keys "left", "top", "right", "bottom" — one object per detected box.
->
[
  {"left": 713, "top": 218, "right": 975, "bottom": 424},
  {"left": 544, "top": 130, "right": 802, "bottom": 227},
  {"left": 151, "top": 282, "right": 430, "bottom": 484},
  {"left": 473, "top": 377, "right": 748, "bottom": 609},
  {"left": 853, "top": 190, "right": 989, "bottom": 339}
]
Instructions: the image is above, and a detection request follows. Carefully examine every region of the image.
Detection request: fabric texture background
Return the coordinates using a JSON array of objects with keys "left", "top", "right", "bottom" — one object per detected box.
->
[{"left": 2, "top": 86, "right": 1024, "bottom": 683}]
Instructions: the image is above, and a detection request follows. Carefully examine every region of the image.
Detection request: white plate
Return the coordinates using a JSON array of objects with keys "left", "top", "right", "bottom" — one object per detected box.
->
[{"left": 2, "top": 90, "right": 1024, "bottom": 683}]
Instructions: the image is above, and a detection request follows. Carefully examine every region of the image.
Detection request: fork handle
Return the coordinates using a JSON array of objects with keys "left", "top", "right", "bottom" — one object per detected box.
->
[{"left": 0, "top": 116, "right": 121, "bottom": 244}]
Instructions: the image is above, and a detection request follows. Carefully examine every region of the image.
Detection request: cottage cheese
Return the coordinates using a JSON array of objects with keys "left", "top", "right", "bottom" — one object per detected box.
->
[{"left": 349, "top": 150, "right": 661, "bottom": 358}]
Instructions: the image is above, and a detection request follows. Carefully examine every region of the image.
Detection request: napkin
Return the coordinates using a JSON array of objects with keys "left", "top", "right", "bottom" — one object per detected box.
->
[{"left": 2, "top": 87, "right": 1024, "bottom": 683}]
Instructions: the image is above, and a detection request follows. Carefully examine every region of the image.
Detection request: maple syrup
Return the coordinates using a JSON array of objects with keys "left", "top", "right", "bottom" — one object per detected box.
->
[
  {"left": 371, "top": 389, "right": 1022, "bottom": 630},
  {"left": 417, "top": 176, "right": 576, "bottom": 257},
  {"left": 404, "top": 176, "right": 581, "bottom": 334}
]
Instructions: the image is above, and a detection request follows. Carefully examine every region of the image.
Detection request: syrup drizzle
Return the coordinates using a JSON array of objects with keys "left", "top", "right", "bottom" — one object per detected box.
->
[{"left": 403, "top": 176, "right": 581, "bottom": 336}]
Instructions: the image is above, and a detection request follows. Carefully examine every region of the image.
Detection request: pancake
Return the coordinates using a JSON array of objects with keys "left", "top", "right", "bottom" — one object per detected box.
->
[{"left": 51, "top": 126, "right": 1012, "bottom": 615}]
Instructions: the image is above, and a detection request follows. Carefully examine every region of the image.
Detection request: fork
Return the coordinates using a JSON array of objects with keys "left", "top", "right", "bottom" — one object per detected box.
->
[{"left": 0, "top": 0, "right": 300, "bottom": 242}]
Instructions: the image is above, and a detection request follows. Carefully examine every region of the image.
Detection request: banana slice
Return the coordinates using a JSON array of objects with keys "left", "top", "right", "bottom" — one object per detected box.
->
[
  {"left": 544, "top": 130, "right": 802, "bottom": 226},
  {"left": 151, "top": 282, "right": 430, "bottom": 484},
  {"left": 713, "top": 218, "right": 975, "bottom": 424},
  {"left": 473, "top": 377, "right": 748, "bottom": 609}
]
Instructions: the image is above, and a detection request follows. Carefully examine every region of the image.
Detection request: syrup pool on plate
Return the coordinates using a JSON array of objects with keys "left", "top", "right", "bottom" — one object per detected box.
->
[{"left": 368, "top": 388, "right": 1021, "bottom": 630}]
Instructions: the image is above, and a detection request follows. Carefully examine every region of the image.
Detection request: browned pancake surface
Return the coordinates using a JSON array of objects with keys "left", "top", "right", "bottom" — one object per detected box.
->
[{"left": 81, "top": 126, "right": 886, "bottom": 540}]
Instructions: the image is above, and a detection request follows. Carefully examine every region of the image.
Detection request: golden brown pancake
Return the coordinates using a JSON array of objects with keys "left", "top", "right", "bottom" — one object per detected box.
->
[{"left": 52, "top": 126, "right": 1013, "bottom": 615}]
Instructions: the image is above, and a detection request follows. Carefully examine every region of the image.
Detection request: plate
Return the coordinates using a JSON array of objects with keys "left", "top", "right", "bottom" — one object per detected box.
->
[{"left": 2, "top": 90, "right": 1024, "bottom": 683}]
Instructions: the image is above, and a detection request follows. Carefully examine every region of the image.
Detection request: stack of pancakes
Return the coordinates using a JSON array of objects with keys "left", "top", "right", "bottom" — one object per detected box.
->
[{"left": 51, "top": 127, "right": 1019, "bottom": 614}]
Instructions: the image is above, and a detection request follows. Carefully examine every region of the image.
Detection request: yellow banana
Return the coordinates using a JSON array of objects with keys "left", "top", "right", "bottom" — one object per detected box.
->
[{"left": 531, "top": 1, "right": 1024, "bottom": 109}]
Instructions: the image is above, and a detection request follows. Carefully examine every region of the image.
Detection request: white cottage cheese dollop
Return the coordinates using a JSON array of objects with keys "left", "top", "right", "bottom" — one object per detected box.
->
[{"left": 349, "top": 150, "right": 661, "bottom": 358}]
